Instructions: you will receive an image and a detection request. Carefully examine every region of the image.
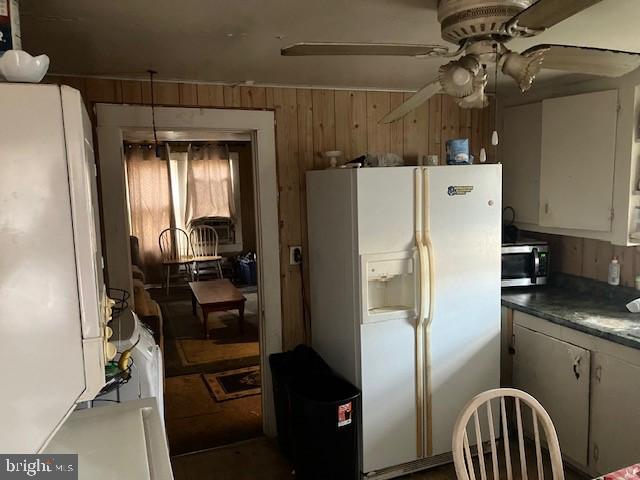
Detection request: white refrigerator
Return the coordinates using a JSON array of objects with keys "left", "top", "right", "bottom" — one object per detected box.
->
[{"left": 306, "top": 165, "right": 501, "bottom": 479}]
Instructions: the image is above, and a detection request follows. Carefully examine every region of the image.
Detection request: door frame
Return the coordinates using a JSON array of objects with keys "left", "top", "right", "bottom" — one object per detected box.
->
[{"left": 95, "top": 104, "right": 282, "bottom": 436}]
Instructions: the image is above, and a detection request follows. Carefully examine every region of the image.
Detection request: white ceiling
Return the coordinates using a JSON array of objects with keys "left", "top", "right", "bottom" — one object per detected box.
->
[{"left": 18, "top": 0, "right": 640, "bottom": 91}]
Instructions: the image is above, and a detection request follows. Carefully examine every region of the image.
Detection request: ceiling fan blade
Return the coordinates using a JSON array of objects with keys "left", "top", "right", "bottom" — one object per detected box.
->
[
  {"left": 510, "top": 0, "right": 602, "bottom": 30},
  {"left": 281, "top": 42, "right": 449, "bottom": 57},
  {"left": 380, "top": 80, "right": 441, "bottom": 124},
  {"left": 525, "top": 44, "right": 640, "bottom": 77}
]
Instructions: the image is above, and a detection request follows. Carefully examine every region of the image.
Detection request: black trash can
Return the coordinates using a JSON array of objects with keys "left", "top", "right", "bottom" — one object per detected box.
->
[
  {"left": 289, "top": 373, "right": 361, "bottom": 480},
  {"left": 269, "top": 345, "right": 332, "bottom": 458}
]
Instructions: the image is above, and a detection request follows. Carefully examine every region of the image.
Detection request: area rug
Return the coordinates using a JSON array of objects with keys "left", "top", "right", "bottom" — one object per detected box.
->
[
  {"left": 160, "top": 292, "right": 260, "bottom": 376},
  {"left": 176, "top": 333, "right": 259, "bottom": 366},
  {"left": 204, "top": 366, "right": 261, "bottom": 401}
]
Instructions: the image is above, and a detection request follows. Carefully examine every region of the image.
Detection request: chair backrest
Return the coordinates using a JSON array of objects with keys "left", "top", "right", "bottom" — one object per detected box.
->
[
  {"left": 190, "top": 225, "right": 219, "bottom": 257},
  {"left": 158, "top": 228, "right": 192, "bottom": 262},
  {"left": 452, "top": 388, "right": 564, "bottom": 480}
]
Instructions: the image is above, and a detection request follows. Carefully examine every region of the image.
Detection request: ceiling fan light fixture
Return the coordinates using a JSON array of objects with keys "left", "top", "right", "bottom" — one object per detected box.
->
[
  {"left": 501, "top": 49, "right": 548, "bottom": 92},
  {"left": 454, "top": 72, "right": 489, "bottom": 109},
  {"left": 452, "top": 67, "right": 472, "bottom": 86},
  {"left": 439, "top": 55, "right": 481, "bottom": 98}
]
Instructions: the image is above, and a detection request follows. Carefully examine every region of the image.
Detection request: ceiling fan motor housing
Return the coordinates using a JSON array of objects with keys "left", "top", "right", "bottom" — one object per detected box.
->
[{"left": 438, "top": 0, "right": 534, "bottom": 43}]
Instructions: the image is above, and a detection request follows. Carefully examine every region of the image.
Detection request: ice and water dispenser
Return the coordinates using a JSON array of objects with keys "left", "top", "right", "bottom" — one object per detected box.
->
[{"left": 360, "top": 251, "right": 417, "bottom": 323}]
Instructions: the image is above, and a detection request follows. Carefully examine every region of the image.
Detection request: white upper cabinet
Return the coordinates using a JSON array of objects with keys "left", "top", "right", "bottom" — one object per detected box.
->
[
  {"left": 0, "top": 85, "right": 109, "bottom": 453},
  {"left": 502, "top": 103, "right": 542, "bottom": 225},
  {"left": 539, "top": 90, "right": 618, "bottom": 232},
  {"left": 499, "top": 88, "right": 640, "bottom": 245}
]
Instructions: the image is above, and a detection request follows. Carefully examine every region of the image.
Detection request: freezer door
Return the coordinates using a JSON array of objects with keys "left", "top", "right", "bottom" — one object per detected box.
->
[
  {"left": 424, "top": 165, "right": 502, "bottom": 455},
  {"left": 361, "top": 317, "right": 419, "bottom": 473},
  {"left": 0, "top": 84, "right": 86, "bottom": 453},
  {"left": 356, "top": 168, "right": 421, "bottom": 472}
]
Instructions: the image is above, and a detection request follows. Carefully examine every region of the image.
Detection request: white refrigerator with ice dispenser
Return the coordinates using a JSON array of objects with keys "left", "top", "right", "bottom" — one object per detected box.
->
[{"left": 306, "top": 165, "right": 501, "bottom": 479}]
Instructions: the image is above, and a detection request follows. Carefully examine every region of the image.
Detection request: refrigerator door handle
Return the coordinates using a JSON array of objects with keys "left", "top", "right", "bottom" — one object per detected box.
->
[
  {"left": 415, "top": 168, "right": 430, "bottom": 328},
  {"left": 422, "top": 167, "right": 435, "bottom": 457},
  {"left": 414, "top": 168, "right": 427, "bottom": 458}
]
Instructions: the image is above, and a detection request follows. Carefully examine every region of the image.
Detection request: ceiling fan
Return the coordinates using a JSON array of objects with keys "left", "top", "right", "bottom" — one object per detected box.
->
[{"left": 281, "top": 0, "right": 640, "bottom": 123}]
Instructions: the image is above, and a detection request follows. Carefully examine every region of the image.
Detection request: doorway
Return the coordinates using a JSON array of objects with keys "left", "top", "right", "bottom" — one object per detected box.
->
[
  {"left": 123, "top": 135, "right": 263, "bottom": 454},
  {"left": 95, "top": 105, "right": 282, "bottom": 454}
]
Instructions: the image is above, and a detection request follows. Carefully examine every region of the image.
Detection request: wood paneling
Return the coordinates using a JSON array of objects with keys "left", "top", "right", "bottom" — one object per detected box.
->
[
  {"left": 121, "top": 80, "right": 143, "bottom": 104},
  {"left": 224, "top": 86, "right": 242, "bottom": 108},
  {"left": 295, "top": 89, "right": 314, "bottom": 344},
  {"left": 366, "top": 91, "right": 391, "bottom": 154},
  {"left": 390, "top": 92, "right": 404, "bottom": 157},
  {"left": 335, "top": 90, "right": 367, "bottom": 161},
  {"left": 196, "top": 84, "right": 225, "bottom": 107},
  {"left": 428, "top": 96, "right": 442, "bottom": 163},
  {"left": 85, "top": 78, "right": 122, "bottom": 103},
  {"left": 178, "top": 83, "right": 198, "bottom": 106},
  {"left": 240, "top": 87, "right": 268, "bottom": 109},
  {"left": 403, "top": 93, "right": 429, "bottom": 165},
  {"left": 271, "top": 88, "right": 304, "bottom": 348},
  {"left": 311, "top": 90, "right": 336, "bottom": 169},
  {"left": 46, "top": 75, "right": 495, "bottom": 350}
]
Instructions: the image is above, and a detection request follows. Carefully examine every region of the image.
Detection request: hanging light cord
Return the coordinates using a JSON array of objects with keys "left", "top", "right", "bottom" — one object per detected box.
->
[{"left": 148, "top": 69, "right": 160, "bottom": 156}]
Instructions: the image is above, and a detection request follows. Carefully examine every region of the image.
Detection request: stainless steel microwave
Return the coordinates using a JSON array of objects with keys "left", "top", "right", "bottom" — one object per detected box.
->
[{"left": 501, "top": 241, "right": 549, "bottom": 287}]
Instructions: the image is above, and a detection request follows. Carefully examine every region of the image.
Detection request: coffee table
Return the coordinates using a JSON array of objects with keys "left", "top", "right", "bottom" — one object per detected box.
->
[{"left": 189, "top": 279, "right": 247, "bottom": 339}]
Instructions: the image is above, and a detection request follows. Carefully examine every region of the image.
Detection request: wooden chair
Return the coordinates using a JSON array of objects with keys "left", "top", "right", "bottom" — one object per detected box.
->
[
  {"left": 452, "top": 388, "right": 565, "bottom": 480},
  {"left": 158, "top": 227, "right": 194, "bottom": 294},
  {"left": 189, "top": 225, "right": 223, "bottom": 280}
]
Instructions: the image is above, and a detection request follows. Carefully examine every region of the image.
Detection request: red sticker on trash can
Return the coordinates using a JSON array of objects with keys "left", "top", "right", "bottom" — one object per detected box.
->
[{"left": 338, "top": 402, "right": 352, "bottom": 427}]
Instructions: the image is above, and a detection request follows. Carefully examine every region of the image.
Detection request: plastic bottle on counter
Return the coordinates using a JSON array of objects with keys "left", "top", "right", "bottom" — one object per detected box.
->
[{"left": 608, "top": 256, "right": 620, "bottom": 286}]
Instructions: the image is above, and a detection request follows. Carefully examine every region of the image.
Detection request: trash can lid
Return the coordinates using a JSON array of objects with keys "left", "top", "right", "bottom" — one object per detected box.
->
[{"left": 289, "top": 374, "right": 360, "bottom": 404}]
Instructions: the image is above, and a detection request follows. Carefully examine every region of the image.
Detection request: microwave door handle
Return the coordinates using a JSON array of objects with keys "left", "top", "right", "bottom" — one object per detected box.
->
[{"left": 531, "top": 248, "right": 540, "bottom": 285}]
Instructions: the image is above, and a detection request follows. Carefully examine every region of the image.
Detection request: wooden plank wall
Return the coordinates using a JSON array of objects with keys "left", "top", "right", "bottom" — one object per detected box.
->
[
  {"left": 525, "top": 232, "right": 640, "bottom": 288},
  {"left": 47, "top": 75, "right": 495, "bottom": 349}
]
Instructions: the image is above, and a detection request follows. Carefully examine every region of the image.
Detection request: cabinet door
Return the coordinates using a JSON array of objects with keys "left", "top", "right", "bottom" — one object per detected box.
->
[
  {"left": 0, "top": 84, "right": 87, "bottom": 453},
  {"left": 590, "top": 353, "right": 640, "bottom": 475},
  {"left": 539, "top": 90, "right": 618, "bottom": 232},
  {"left": 513, "top": 323, "right": 590, "bottom": 466},
  {"left": 502, "top": 103, "right": 542, "bottom": 225}
]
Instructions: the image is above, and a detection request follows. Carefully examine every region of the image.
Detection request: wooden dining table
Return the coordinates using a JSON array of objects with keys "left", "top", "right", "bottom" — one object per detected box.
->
[{"left": 594, "top": 464, "right": 640, "bottom": 479}]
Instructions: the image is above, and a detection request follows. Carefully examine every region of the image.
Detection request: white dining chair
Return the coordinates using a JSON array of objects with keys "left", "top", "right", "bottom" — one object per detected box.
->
[
  {"left": 158, "top": 227, "right": 194, "bottom": 294},
  {"left": 189, "top": 225, "right": 224, "bottom": 280},
  {"left": 452, "top": 388, "right": 565, "bottom": 480}
]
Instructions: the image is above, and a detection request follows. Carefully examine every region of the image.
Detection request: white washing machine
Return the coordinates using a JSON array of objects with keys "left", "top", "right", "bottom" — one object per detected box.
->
[{"left": 98, "top": 311, "right": 164, "bottom": 418}]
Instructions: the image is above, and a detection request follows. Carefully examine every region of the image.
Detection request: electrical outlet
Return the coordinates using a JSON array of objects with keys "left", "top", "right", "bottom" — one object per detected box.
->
[{"left": 289, "top": 246, "right": 302, "bottom": 265}]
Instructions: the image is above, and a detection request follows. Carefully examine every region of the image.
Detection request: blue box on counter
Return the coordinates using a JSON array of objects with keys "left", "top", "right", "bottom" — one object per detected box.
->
[{"left": 446, "top": 138, "right": 472, "bottom": 165}]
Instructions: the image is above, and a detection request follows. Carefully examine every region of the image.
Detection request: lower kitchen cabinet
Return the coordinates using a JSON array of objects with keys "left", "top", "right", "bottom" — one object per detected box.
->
[
  {"left": 505, "top": 310, "right": 640, "bottom": 476},
  {"left": 590, "top": 352, "right": 640, "bottom": 475},
  {"left": 512, "top": 324, "right": 590, "bottom": 466}
]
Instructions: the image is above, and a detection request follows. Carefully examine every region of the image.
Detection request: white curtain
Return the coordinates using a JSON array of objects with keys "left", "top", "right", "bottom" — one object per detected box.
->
[
  {"left": 125, "top": 145, "right": 171, "bottom": 282},
  {"left": 185, "top": 144, "right": 236, "bottom": 226},
  {"left": 168, "top": 148, "right": 188, "bottom": 230}
]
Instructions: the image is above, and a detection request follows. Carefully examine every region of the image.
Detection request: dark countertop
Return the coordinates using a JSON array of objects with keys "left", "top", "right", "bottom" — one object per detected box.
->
[{"left": 501, "top": 274, "right": 640, "bottom": 350}]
